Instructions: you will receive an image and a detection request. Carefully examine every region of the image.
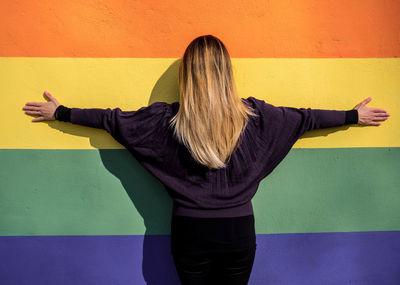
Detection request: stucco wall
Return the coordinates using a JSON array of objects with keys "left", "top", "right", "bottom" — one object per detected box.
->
[{"left": 1, "top": 1, "right": 399, "bottom": 284}]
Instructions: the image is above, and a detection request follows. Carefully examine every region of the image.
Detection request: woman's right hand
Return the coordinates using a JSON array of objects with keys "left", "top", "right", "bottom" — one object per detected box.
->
[
  {"left": 23, "top": 91, "right": 61, "bottom": 122},
  {"left": 353, "top": 97, "right": 390, "bottom": 126}
]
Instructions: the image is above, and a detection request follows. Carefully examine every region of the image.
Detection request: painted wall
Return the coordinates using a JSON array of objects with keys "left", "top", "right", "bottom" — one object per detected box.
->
[{"left": 1, "top": 0, "right": 399, "bottom": 284}]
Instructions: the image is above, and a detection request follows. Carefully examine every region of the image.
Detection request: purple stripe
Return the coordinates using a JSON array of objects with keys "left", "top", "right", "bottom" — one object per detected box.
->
[{"left": 1, "top": 232, "right": 399, "bottom": 285}]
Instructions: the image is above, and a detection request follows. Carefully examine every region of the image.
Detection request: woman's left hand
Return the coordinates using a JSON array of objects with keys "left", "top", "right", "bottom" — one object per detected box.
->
[
  {"left": 23, "top": 91, "right": 61, "bottom": 122},
  {"left": 353, "top": 97, "right": 390, "bottom": 126}
]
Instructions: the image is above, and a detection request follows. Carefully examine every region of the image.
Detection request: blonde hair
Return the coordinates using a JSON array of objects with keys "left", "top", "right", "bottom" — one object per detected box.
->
[{"left": 169, "top": 35, "right": 257, "bottom": 169}]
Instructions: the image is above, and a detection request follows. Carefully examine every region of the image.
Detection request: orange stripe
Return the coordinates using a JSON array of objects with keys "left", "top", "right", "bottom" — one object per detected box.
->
[{"left": 0, "top": 0, "right": 399, "bottom": 58}]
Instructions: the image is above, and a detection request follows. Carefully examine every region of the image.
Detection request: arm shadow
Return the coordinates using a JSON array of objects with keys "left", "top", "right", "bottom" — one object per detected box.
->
[
  {"left": 300, "top": 123, "right": 361, "bottom": 140},
  {"left": 45, "top": 58, "right": 182, "bottom": 285}
]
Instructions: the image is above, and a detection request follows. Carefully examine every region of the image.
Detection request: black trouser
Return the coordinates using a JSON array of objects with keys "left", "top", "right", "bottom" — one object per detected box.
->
[
  {"left": 172, "top": 245, "right": 256, "bottom": 285},
  {"left": 171, "top": 215, "right": 257, "bottom": 285}
]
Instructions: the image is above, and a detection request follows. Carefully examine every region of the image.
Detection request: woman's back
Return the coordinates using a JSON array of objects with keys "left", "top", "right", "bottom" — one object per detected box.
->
[{"left": 64, "top": 95, "right": 358, "bottom": 218}]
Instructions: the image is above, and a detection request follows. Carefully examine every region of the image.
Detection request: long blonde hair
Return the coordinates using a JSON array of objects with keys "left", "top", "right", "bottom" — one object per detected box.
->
[{"left": 169, "top": 35, "right": 257, "bottom": 169}]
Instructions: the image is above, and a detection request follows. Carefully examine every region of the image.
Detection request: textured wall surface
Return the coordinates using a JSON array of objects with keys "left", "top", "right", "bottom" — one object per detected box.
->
[{"left": 1, "top": 1, "right": 399, "bottom": 284}]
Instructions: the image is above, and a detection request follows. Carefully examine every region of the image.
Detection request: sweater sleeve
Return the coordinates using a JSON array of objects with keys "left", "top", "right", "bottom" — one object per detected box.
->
[
  {"left": 250, "top": 97, "right": 358, "bottom": 174},
  {"left": 345, "top": 109, "right": 359, "bottom": 125},
  {"left": 274, "top": 105, "right": 357, "bottom": 140},
  {"left": 65, "top": 102, "right": 168, "bottom": 149},
  {"left": 54, "top": 105, "right": 71, "bottom": 122},
  {"left": 254, "top": 98, "right": 357, "bottom": 142}
]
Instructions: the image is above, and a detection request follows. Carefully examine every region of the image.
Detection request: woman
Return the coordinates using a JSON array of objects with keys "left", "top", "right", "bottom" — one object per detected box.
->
[{"left": 23, "top": 35, "right": 389, "bottom": 285}]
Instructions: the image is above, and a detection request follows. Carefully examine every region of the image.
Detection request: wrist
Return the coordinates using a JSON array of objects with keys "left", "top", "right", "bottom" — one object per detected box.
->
[
  {"left": 54, "top": 105, "right": 72, "bottom": 122},
  {"left": 345, "top": 109, "right": 359, "bottom": 124},
  {"left": 54, "top": 105, "right": 62, "bottom": 120}
]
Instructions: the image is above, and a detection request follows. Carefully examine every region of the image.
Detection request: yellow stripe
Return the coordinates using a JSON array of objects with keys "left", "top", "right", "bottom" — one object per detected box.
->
[{"left": 2, "top": 58, "right": 399, "bottom": 149}]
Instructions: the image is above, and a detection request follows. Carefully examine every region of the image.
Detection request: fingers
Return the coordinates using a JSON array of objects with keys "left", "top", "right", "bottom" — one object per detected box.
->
[
  {"left": 365, "top": 111, "right": 390, "bottom": 126},
  {"left": 44, "top": 91, "right": 60, "bottom": 105},
  {"left": 373, "top": 115, "right": 390, "bottom": 120},
  {"left": 370, "top": 108, "right": 390, "bottom": 122},
  {"left": 23, "top": 91, "right": 58, "bottom": 122},
  {"left": 363, "top": 112, "right": 390, "bottom": 126},
  {"left": 371, "top": 108, "right": 389, "bottom": 114},
  {"left": 32, "top": 116, "right": 45, "bottom": 122},
  {"left": 25, "top": 102, "right": 44, "bottom": 107},
  {"left": 24, "top": 110, "right": 42, "bottom": 115},
  {"left": 361, "top": 97, "right": 372, "bottom": 106},
  {"left": 44, "top": 91, "right": 53, "bottom": 100},
  {"left": 23, "top": 105, "right": 41, "bottom": 111},
  {"left": 354, "top": 97, "right": 371, "bottom": 110},
  {"left": 23, "top": 105, "right": 43, "bottom": 115}
]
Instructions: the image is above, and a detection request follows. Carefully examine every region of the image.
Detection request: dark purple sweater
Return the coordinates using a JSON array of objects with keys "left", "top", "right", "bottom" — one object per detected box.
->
[{"left": 55, "top": 96, "right": 358, "bottom": 218}]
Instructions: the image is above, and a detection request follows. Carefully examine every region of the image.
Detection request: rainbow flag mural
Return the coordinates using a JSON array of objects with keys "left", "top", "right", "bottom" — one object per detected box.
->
[{"left": 1, "top": 1, "right": 399, "bottom": 284}]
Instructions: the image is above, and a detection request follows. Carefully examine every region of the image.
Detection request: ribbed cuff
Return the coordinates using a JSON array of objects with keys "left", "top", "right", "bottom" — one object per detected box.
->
[
  {"left": 345, "top": 109, "right": 358, "bottom": 124},
  {"left": 54, "top": 105, "right": 71, "bottom": 122}
]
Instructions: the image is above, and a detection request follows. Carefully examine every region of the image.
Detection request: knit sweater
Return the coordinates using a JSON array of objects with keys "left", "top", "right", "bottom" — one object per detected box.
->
[{"left": 54, "top": 96, "right": 358, "bottom": 218}]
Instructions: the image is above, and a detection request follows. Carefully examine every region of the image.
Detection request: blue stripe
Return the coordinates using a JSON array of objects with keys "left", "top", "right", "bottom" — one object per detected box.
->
[{"left": 1, "top": 232, "right": 399, "bottom": 284}]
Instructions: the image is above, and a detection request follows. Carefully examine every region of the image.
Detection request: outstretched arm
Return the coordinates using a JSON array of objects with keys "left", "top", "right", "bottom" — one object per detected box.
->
[
  {"left": 266, "top": 96, "right": 390, "bottom": 141},
  {"left": 254, "top": 96, "right": 390, "bottom": 173},
  {"left": 23, "top": 91, "right": 169, "bottom": 149},
  {"left": 23, "top": 91, "right": 136, "bottom": 139}
]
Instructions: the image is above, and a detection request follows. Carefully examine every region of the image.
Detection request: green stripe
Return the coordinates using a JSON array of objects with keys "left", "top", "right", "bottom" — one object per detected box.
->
[
  {"left": 253, "top": 147, "right": 400, "bottom": 233},
  {"left": 0, "top": 148, "right": 399, "bottom": 235}
]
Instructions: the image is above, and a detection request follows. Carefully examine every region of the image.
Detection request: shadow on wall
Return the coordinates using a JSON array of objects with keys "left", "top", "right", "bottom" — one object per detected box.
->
[
  {"left": 44, "top": 59, "right": 182, "bottom": 284},
  {"left": 101, "top": 59, "right": 182, "bottom": 284},
  {"left": 45, "top": 58, "right": 356, "bottom": 284},
  {"left": 96, "top": 59, "right": 182, "bottom": 285},
  {"left": 98, "top": 149, "right": 181, "bottom": 284},
  {"left": 148, "top": 59, "right": 181, "bottom": 105}
]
